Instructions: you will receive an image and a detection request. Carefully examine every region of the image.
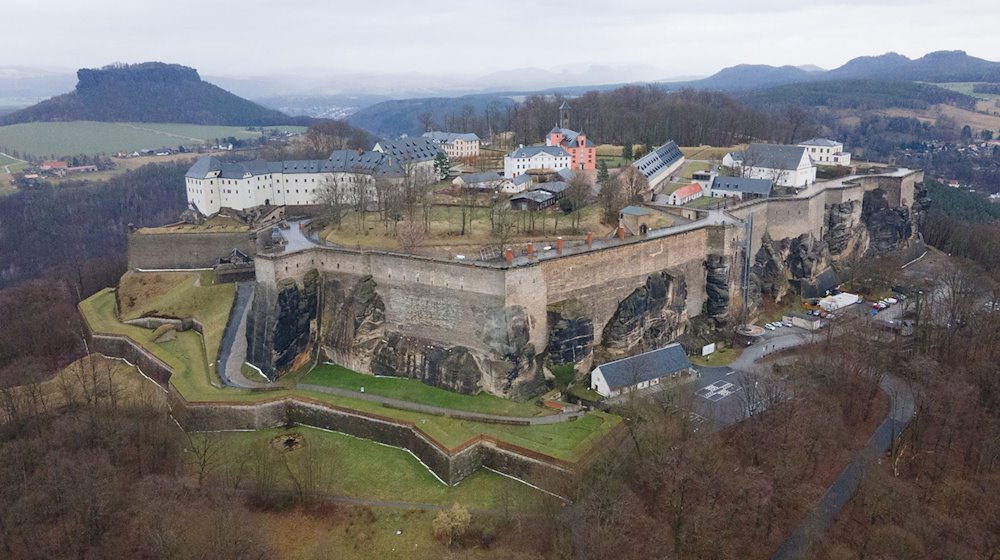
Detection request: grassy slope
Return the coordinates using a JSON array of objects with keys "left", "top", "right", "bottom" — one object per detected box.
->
[
  {"left": 79, "top": 289, "right": 620, "bottom": 461},
  {"left": 0, "top": 121, "right": 305, "bottom": 158},
  {"left": 200, "top": 427, "right": 546, "bottom": 509},
  {"left": 301, "top": 364, "right": 551, "bottom": 418},
  {"left": 117, "top": 270, "right": 236, "bottom": 373}
]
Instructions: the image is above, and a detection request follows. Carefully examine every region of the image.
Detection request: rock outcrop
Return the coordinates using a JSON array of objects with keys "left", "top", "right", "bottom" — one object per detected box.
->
[
  {"left": 751, "top": 232, "right": 837, "bottom": 301},
  {"left": 862, "top": 188, "right": 921, "bottom": 255},
  {"left": 704, "top": 254, "right": 732, "bottom": 323},
  {"left": 825, "top": 200, "right": 869, "bottom": 259},
  {"left": 601, "top": 270, "right": 688, "bottom": 356},
  {"left": 546, "top": 299, "right": 594, "bottom": 366},
  {"left": 245, "top": 269, "right": 319, "bottom": 379}
]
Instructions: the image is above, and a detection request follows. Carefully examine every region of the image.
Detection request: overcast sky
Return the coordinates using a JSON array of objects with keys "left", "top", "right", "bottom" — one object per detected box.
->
[{"left": 5, "top": 0, "right": 1000, "bottom": 79}]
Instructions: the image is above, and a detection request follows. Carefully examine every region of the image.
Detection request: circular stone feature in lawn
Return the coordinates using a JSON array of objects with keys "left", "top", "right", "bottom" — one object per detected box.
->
[{"left": 271, "top": 432, "right": 303, "bottom": 452}]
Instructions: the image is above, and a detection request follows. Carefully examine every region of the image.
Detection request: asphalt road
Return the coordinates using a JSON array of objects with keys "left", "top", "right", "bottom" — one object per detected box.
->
[{"left": 215, "top": 281, "right": 270, "bottom": 388}]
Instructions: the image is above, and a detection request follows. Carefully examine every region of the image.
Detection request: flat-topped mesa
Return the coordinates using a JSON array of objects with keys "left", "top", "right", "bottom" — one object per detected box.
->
[{"left": 239, "top": 168, "right": 925, "bottom": 399}]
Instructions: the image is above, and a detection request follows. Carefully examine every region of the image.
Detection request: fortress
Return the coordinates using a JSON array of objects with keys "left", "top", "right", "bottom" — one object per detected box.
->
[
  {"left": 128, "top": 166, "right": 925, "bottom": 399},
  {"left": 225, "top": 167, "right": 926, "bottom": 399}
]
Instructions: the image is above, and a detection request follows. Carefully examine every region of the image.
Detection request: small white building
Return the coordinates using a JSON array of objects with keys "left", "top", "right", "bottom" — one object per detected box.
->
[
  {"left": 723, "top": 144, "right": 816, "bottom": 189},
  {"left": 798, "top": 138, "right": 851, "bottom": 166},
  {"left": 423, "top": 131, "right": 481, "bottom": 159},
  {"left": 666, "top": 182, "right": 703, "bottom": 206},
  {"left": 503, "top": 145, "right": 571, "bottom": 178},
  {"left": 709, "top": 176, "right": 774, "bottom": 201},
  {"left": 590, "top": 343, "right": 693, "bottom": 398}
]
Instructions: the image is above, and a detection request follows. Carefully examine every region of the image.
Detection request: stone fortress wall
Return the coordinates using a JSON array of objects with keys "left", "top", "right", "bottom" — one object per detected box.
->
[{"left": 127, "top": 230, "right": 255, "bottom": 269}]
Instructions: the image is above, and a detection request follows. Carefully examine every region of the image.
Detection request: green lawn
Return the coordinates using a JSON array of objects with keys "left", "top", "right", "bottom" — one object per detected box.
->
[
  {"left": 199, "top": 426, "right": 548, "bottom": 509},
  {"left": 684, "top": 195, "right": 725, "bottom": 209},
  {"left": 0, "top": 121, "right": 306, "bottom": 158},
  {"left": 80, "top": 289, "right": 621, "bottom": 462},
  {"left": 118, "top": 270, "right": 235, "bottom": 370},
  {"left": 301, "top": 364, "right": 551, "bottom": 418}
]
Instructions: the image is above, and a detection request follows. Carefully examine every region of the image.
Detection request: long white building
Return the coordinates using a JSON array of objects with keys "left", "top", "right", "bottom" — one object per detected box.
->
[{"left": 185, "top": 150, "right": 405, "bottom": 215}]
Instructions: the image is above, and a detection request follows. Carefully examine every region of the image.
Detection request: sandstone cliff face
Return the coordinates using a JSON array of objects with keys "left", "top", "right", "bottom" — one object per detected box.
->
[
  {"left": 751, "top": 232, "right": 837, "bottom": 302},
  {"left": 247, "top": 271, "right": 543, "bottom": 398},
  {"left": 546, "top": 299, "right": 594, "bottom": 366},
  {"left": 825, "top": 200, "right": 869, "bottom": 260},
  {"left": 861, "top": 187, "right": 925, "bottom": 255},
  {"left": 601, "top": 270, "right": 688, "bottom": 357},
  {"left": 245, "top": 269, "right": 319, "bottom": 379},
  {"left": 704, "top": 254, "right": 731, "bottom": 323}
]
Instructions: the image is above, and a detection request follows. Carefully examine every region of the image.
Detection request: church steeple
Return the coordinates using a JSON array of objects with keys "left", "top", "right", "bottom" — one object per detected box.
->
[{"left": 559, "top": 101, "right": 571, "bottom": 129}]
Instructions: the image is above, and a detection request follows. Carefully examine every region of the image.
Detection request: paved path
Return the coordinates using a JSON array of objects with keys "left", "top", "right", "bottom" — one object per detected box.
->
[
  {"left": 216, "top": 281, "right": 271, "bottom": 388},
  {"left": 297, "top": 383, "right": 584, "bottom": 425},
  {"left": 770, "top": 372, "right": 914, "bottom": 560}
]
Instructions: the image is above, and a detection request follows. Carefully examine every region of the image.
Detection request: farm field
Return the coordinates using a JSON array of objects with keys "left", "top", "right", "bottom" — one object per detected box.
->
[{"left": 0, "top": 121, "right": 306, "bottom": 158}]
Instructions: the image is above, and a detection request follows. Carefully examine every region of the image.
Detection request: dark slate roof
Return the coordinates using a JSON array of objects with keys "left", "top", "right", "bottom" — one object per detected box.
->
[
  {"left": 548, "top": 127, "right": 594, "bottom": 148},
  {"left": 457, "top": 171, "right": 503, "bottom": 185},
  {"left": 559, "top": 101, "right": 571, "bottom": 110},
  {"left": 323, "top": 150, "right": 402, "bottom": 176},
  {"left": 511, "top": 190, "right": 554, "bottom": 204},
  {"left": 633, "top": 141, "right": 684, "bottom": 180},
  {"left": 513, "top": 174, "right": 532, "bottom": 186},
  {"left": 556, "top": 168, "right": 575, "bottom": 180},
  {"left": 184, "top": 151, "right": 403, "bottom": 180},
  {"left": 507, "top": 145, "right": 570, "bottom": 159},
  {"left": 620, "top": 205, "right": 649, "bottom": 216},
  {"left": 374, "top": 137, "right": 442, "bottom": 163},
  {"left": 423, "top": 131, "right": 480, "bottom": 143},
  {"left": 711, "top": 176, "right": 774, "bottom": 196},
  {"left": 533, "top": 181, "right": 568, "bottom": 195},
  {"left": 798, "top": 138, "right": 840, "bottom": 147},
  {"left": 596, "top": 343, "right": 692, "bottom": 390},
  {"left": 737, "top": 144, "right": 809, "bottom": 171},
  {"left": 185, "top": 156, "right": 222, "bottom": 178}
]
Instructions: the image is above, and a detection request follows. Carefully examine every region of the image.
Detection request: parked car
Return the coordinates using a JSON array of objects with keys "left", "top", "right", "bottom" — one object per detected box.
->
[
  {"left": 764, "top": 323, "right": 776, "bottom": 331},
  {"left": 782, "top": 321, "right": 793, "bottom": 327},
  {"left": 885, "top": 297, "right": 898, "bottom": 305}
]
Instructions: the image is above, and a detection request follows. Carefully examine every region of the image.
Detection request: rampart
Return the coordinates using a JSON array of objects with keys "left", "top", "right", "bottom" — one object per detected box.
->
[
  {"left": 127, "top": 230, "right": 255, "bottom": 269},
  {"left": 81, "top": 309, "right": 602, "bottom": 491}
]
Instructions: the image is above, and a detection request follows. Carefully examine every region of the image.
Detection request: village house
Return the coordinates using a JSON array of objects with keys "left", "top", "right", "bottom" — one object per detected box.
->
[
  {"left": 797, "top": 138, "right": 852, "bottom": 166},
  {"left": 423, "top": 131, "right": 481, "bottom": 159},
  {"left": 619, "top": 205, "right": 651, "bottom": 235},
  {"left": 666, "top": 182, "right": 704, "bottom": 205},
  {"left": 590, "top": 343, "right": 694, "bottom": 398},
  {"left": 632, "top": 141, "right": 686, "bottom": 191},
  {"left": 723, "top": 143, "right": 816, "bottom": 188},
  {"left": 709, "top": 176, "right": 774, "bottom": 200},
  {"left": 533, "top": 180, "right": 569, "bottom": 201}
]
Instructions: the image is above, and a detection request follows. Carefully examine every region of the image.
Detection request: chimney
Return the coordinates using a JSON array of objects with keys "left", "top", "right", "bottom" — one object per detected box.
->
[
  {"left": 586, "top": 231, "right": 593, "bottom": 248},
  {"left": 505, "top": 247, "right": 514, "bottom": 263},
  {"left": 527, "top": 242, "right": 534, "bottom": 257},
  {"left": 357, "top": 147, "right": 363, "bottom": 156},
  {"left": 617, "top": 226, "right": 625, "bottom": 240},
  {"left": 556, "top": 236, "right": 563, "bottom": 253}
]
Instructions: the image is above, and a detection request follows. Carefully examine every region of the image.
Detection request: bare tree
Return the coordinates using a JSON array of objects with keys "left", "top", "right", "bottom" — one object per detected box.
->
[
  {"left": 316, "top": 176, "right": 348, "bottom": 227},
  {"left": 490, "top": 198, "right": 517, "bottom": 252},
  {"left": 396, "top": 219, "right": 425, "bottom": 253},
  {"left": 188, "top": 432, "right": 224, "bottom": 491},
  {"left": 565, "top": 170, "right": 592, "bottom": 232},
  {"left": 617, "top": 165, "right": 649, "bottom": 204}
]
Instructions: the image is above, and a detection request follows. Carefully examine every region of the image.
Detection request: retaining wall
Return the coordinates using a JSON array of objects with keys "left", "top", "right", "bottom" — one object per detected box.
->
[{"left": 128, "top": 231, "right": 255, "bottom": 269}]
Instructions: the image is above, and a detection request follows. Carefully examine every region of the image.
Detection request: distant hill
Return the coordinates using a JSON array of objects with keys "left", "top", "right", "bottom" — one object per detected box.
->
[
  {"left": 740, "top": 80, "right": 977, "bottom": 111},
  {"left": 347, "top": 95, "right": 516, "bottom": 137},
  {"left": 1, "top": 62, "right": 307, "bottom": 126},
  {"left": 665, "top": 50, "right": 1000, "bottom": 93}
]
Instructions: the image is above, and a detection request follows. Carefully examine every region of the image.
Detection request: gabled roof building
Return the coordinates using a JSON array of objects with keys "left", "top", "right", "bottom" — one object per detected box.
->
[
  {"left": 423, "top": 131, "right": 481, "bottom": 160},
  {"left": 591, "top": 343, "right": 693, "bottom": 398},
  {"left": 722, "top": 143, "right": 816, "bottom": 188},
  {"left": 503, "top": 145, "right": 572, "bottom": 178},
  {"left": 632, "top": 141, "right": 686, "bottom": 190}
]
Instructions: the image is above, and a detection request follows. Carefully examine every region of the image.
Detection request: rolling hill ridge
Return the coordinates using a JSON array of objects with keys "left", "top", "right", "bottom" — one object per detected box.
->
[{"left": 1, "top": 62, "right": 308, "bottom": 126}]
